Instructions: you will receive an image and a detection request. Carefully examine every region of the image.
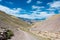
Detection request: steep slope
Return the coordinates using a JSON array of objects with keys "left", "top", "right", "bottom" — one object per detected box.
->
[
  {"left": 0, "top": 11, "right": 55, "bottom": 40},
  {"left": 0, "top": 11, "right": 31, "bottom": 28},
  {"left": 31, "top": 14, "right": 60, "bottom": 32},
  {"left": 0, "top": 11, "right": 40, "bottom": 40}
]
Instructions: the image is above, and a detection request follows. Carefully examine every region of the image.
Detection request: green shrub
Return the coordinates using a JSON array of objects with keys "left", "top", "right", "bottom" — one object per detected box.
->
[
  {"left": 0, "top": 29, "right": 14, "bottom": 40},
  {"left": 6, "top": 30, "right": 14, "bottom": 39}
]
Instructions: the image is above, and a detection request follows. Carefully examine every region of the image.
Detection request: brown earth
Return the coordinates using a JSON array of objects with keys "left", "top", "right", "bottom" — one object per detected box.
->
[{"left": 31, "top": 14, "right": 60, "bottom": 33}]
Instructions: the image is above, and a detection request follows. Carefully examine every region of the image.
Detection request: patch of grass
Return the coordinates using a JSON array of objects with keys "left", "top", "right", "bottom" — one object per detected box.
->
[{"left": 6, "top": 30, "right": 14, "bottom": 39}]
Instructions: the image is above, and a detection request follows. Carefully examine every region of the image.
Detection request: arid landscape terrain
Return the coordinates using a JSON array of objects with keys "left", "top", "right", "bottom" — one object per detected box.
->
[
  {"left": 0, "top": 11, "right": 60, "bottom": 40},
  {"left": 30, "top": 14, "right": 60, "bottom": 40}
]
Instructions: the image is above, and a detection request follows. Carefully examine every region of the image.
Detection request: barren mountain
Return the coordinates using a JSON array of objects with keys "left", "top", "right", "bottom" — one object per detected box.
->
[
  {"left": 31, "top": 14, "right": 60, "bottom": 33},
  {"left": 0, "top": 12, "right": 55, "bottom": 40},
  {"left": 0, "top": 11, "right": 40, "bottom": 40}
]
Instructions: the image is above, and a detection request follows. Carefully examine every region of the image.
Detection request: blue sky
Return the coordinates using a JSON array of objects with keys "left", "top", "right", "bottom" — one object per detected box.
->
[{"left": 0, "top": 0, "right": 60, "bottom": 19}]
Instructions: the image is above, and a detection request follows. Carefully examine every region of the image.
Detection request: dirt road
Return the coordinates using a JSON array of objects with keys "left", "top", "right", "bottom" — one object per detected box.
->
[{"left": 10, "top": 28, "right": 40, "bottom": 40}]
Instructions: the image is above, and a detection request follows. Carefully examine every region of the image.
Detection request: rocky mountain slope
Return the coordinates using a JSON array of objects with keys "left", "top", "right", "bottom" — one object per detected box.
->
[
  {"left": 30, "top": 14, "right": 60, "bottom": 40},
  {"left": 0, "top": 11, "right": 40, "bottom": 40},
  {"left": 31, "top": 14, "right": 60, "bottom": 32},
  {"left": 0, "top": 11, "right": 49, "bottom": 40},
  {"left": 0, "top": 11, "right": 31, "bottom": 28}
]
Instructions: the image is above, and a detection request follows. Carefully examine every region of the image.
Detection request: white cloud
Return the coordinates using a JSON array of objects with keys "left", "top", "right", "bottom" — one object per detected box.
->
[
  {"left": 47, "top": 1, "right": 60, "bottom": 14},
  {"left": 30, "top": 5, "right": 55, "bottom": 19},
  {"left": 16, "top": 11, "right": 55, "bottom": 19},
  {"left": 36, "top": 12, "right": 55, "bottom": 18},
  {"left": 0, "top": 0, "right": 2, "bottom": 2},
  {"left": 37, "top": 1, "right": 42, "bottom": 4},
  {"left": 49, "top": 1, "right": 60, "bottom": 8},
  {"left": 32, "top": 5, "right": 44, "bottom": 9},
  {"left": 32, "top": 5, "right": 45, "bottom": 13},
  {"left": 0, "top": 5, "right": 55, "bottom": 19},
  {"left": 0, "top": 5, "right": 22, "bottom": 16},
  {"left": 46, "top": 8, "right": 56, "bottom": 11},
  {"left": 27, "top": 0, "right": 31, "bottom": 4},
  {"left": 32, "top": 5, "right": 40, "bottom": 9}
]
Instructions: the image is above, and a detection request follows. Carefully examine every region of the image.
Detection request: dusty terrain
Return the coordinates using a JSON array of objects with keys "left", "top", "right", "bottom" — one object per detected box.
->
[
  {"left": 0, "top": 11, "right": 41, "bottom": 40},
  {"left": 0, "top": 11, "right": 60, "bottom": 40},
  {"left": 30, "top": 14, "right": 60, "bottom": 40},
  {"left": 0, "top": 19, "right": 40, "bottom": 40},
  {"left": 10, "top": 28, "right": 39, "bottom": 40}
]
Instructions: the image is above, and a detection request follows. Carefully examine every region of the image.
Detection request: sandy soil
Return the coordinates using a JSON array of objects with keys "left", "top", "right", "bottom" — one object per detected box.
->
[{"left": 10, "top": 28, "right": 39, "bottom": 40}]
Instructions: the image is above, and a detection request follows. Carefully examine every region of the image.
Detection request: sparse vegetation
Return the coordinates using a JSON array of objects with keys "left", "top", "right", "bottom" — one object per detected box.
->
[
  {"left": 6, "top": 30, "right": 14, "bottom": 39},
  {"left": 0, "top": 11, "right": 60, "bottom": 40},
  {"left": 0, "top": 29, "right": 14, "bottom": 40}
]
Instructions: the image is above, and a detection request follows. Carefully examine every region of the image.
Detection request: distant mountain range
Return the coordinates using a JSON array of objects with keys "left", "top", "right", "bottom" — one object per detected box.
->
[{"left": 18, "top": 17, "right": 46, "bottom": 25}]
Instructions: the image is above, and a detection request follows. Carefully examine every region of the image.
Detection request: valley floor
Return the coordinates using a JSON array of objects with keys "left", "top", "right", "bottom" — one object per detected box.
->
[{"left": 10, "top": 28, "right": 40, "bottom": 40}]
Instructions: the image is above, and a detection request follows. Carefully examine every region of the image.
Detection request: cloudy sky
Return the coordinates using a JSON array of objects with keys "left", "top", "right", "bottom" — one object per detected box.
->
[{"left": 0, "top": 0, "right": 60, "bottom": 19}]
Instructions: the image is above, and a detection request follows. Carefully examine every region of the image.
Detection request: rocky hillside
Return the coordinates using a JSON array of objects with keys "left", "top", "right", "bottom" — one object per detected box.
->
[
  {"left": 31, "top": 14, "right": 60, "bottom": 32},
  {"left": 0, "top": 11, "right": 41, "bottom": 40},
  {"left": 0, "top": 11, "right": 31, "bottom": 29},
  {"left": 30, "top": 14, "right": 60, "bottom": 40},
  {"left": 0, "top": 11, "right": 53, "bottom": 40}
]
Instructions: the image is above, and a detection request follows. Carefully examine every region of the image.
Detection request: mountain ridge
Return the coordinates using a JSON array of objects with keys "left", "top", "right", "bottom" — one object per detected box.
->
[
  {"left": 31, "top": 14, "right": 60, "bottom": 32},
  {"left": 0, "top": 11, "right": 31, "bottom": 28}
]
